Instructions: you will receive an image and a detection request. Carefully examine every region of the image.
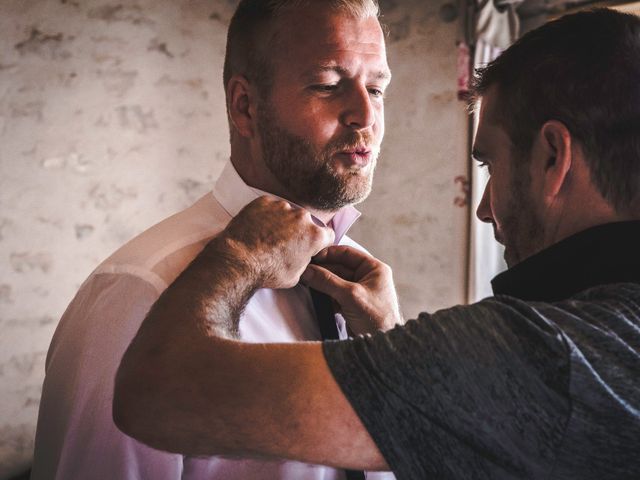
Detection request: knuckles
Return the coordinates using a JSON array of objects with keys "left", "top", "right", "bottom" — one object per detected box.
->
[
  {"left": 347, "top": 283, "right": 366, "bottom": 304},
  {"left": 379, "top": 262, "right": 393, "bottom": 277},
  {"left": 228, "top": 196, "right": 336, "bottom": 289},
  {"left": 310, "top": 224, "right": 334, "bottom": 246}
]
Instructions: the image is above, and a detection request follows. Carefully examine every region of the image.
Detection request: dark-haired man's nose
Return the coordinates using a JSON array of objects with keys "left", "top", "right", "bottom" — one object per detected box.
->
[
  {"left": 476, "top": 179, "right": 494, "bottom": 224},
  {"left": 340, "top": 85, "right": 375, "bottom": 130}
]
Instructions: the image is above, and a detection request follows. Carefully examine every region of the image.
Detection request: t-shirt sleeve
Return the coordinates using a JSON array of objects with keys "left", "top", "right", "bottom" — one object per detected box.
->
[{"left": 322, "top": 296, "right": 572, "bottom": 479}]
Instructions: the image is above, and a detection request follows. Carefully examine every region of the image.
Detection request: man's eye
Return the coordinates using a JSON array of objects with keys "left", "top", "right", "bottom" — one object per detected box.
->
[
  {"left": 311, "top": 84, "right": 338, "bottom": 93},
  {"left": 368, "top": 87, "right": 385, "bottom": 98}
]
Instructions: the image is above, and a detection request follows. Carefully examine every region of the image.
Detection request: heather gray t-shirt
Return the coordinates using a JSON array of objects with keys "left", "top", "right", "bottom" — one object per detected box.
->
[{"left": 323, "top": 284, "right": 640, "bottom": 479}]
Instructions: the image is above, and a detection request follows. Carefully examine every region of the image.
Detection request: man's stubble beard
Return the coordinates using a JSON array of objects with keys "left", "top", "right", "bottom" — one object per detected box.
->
[
  {"left": 501, "top": 163, "right": 545, "bottom": 268},
  {"left": 256, "top": 101, "right": 378, "bottom": 211}
]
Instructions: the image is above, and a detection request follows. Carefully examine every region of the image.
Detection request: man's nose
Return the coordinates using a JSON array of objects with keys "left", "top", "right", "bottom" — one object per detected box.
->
[
  {"left": 476, "top": 179, "right": 494, "bottom": 224},
  {"left": 340, "top": 85, "right": 375, "bottom": 130}
]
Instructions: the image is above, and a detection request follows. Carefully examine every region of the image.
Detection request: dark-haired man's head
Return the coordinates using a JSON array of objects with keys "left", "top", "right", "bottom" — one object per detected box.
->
[
  {"left": 473, "top": 9, "right": 640, "bottom": 266},
  {"left": 223, "top": 0, "right": 391, "bottom": 217}
]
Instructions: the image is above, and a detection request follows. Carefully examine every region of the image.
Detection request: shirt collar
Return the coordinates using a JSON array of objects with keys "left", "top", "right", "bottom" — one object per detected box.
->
[
  {"left": 212, "top": 159, "right": 361, "bottom": 244},
  {"left": 491, "top": 221, "right": 640, "bottom": 301}
]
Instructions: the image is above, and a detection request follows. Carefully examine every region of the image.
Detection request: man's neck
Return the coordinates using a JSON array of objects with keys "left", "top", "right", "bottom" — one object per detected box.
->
[{"left": 230, "top": 154, "right": 339, "bottom": 226}]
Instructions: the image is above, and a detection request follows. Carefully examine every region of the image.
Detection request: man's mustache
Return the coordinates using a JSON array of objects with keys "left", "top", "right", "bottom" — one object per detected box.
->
[{"left": 327, "top": 131, "right": 378, "bottom": 155}]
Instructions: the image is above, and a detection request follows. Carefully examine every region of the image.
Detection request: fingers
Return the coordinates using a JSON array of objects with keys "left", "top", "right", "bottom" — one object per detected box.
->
[
  {"left": 313, "top": 263, "right": 355, "bottom": 282},
  {"left": 311, "top": 222, "right": 335, "bottom": 254},
  {"left": 313, "top": 246, "right": 382, "bottom": 279},
  {"left": 225, "top": 196, "right": 337, "bottom": 290},
  {"left": 301, "top": 264, "right": 353, "bottom": 303},
  {"left": 233, "top": 196, "right": 334, "bottom": 249},
  {"left": 313, "top": 245, "right": 376, "bottom": 268}
]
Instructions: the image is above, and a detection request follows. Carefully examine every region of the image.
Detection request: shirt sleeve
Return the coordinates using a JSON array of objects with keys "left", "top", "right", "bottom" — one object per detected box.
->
[
  {"left": 32, "top": 273, "right": 184, "bottom": 480},
  {"left": 322, "top": 296, "right": 572, "bottom": 480}
]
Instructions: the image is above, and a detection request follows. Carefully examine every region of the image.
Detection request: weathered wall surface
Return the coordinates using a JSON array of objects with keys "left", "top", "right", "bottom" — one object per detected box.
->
[
  {"left": 353, "top": 0, "right": 469, "bottom": 318},
  {"left": 0, "top": 0, "right": 469, "bottom": 476}
]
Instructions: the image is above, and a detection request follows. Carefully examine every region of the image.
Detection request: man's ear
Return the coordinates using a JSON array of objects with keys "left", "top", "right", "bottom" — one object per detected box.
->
[
  {"left": 535, "top": 120, "right": 573, "bottom": 200},
  {"left": 227, "top": 75, "right": 258, "bottom": 139}
]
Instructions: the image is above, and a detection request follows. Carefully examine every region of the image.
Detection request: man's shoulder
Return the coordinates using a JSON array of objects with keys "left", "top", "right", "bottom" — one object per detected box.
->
[
  {"left": 570, "top": 281, "right": 640, "bottom": 304},
  {"left": 536, "top": 282, "right": 640, "bottom": 354},
  {"left": 47, "top": 193, "right": 232, "bottom": 364},
  {"left": 95, "top": 193, "right": 230, "bottom": 290},
  {"left": 466, "top": 283, "right": 640, "bottom": 381},
  {"left": 491, "top": 282, "right": 640, "bottom": 326},
  {"left": 476, "top": 282, "right": 640, "bottom": 314}
]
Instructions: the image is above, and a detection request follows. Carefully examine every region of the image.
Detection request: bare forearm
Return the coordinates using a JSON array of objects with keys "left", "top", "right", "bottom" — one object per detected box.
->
[
  {"left": 112, "top": 198, "right": 387, "bottom": 466},
  {"left": 113, "top": 234, "right": 260, "bottom": 449},
  {"left": 115, "top": 335, "right": 386, "bottom": 469},
  {"left": 156, "top": 235, "right": 260, "bottom": 339}
]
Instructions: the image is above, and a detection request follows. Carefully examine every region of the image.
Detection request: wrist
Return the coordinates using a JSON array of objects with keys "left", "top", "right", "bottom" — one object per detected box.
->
[{"left": 202, "top": 234, "right": 264, "bottom": 290}]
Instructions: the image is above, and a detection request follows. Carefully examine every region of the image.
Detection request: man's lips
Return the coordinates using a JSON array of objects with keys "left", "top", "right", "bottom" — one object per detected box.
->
[{"left": 335, "top": 149, "right": 373, "bottom": 167}]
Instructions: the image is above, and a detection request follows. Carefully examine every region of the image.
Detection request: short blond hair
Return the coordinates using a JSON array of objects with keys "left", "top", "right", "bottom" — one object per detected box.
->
[{"left": 223, "top": 0, "right": 380, "bottom": 97}]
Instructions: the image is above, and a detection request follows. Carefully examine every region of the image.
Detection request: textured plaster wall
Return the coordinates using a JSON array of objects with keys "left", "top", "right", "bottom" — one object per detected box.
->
[
  {"left": 352, "top": 0, "right": 469, "bottom": 318},
  {"left": 0, "top": 0, "right": 469, "bottom": 476}
]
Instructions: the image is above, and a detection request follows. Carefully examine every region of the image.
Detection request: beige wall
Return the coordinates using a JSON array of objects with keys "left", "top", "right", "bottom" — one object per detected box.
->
[{"left": 0, "top": 0, "right": 469, "bottom": 475}]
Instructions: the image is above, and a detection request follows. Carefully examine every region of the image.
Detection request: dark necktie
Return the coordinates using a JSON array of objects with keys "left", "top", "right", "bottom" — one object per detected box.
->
[{"left": 309, "top": 288, "right": 366, "bottom": 480}]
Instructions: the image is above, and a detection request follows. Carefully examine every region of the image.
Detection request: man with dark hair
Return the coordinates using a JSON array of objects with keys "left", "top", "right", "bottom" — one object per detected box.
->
[
  {"left": 475, "top": 8, "right": 639, "bottom": 214},
  {"left": 114, "top": 8, "right": 640, "bottom": 479},
  {"left": 32, "top": 1, "right": 393, "bottom": 479}
]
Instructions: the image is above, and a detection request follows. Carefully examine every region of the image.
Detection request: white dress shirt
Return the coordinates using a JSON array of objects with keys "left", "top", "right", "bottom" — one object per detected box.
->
[{"left": 31, "top": 160, "right": 395, "bottom": 480}]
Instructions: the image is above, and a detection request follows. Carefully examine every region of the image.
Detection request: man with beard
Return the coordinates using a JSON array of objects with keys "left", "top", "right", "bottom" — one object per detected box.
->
[
  {"left": 114, "top": 8, "right": 640, "bottom": 480},
  {"left": 31, "top": 1, "right": 394, "bottom": 479}
]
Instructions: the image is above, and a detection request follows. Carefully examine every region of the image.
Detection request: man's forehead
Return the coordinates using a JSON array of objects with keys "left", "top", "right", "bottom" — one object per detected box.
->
[
  {"left": 477, "top": 86, "right": 505, "bottom": 125},
  {"left": 473, "top": 92, "right": 515, "bottom": 154},
  {"left": 274, "top": 8, "right": 386, "bottom": 52}
]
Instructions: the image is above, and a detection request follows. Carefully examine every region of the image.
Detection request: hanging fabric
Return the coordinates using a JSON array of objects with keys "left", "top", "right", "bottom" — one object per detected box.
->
[{"left": 467, "top": 0, "right": 522, "bottom": 302}]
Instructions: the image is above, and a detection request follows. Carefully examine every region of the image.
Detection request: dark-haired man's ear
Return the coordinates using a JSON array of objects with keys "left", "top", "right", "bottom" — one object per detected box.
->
[
  {"left": 536, "top": 120, "right": 573, "bottom": 201},
  {"left": 227, "top": 75, "right": 258, "bottom": 139}
]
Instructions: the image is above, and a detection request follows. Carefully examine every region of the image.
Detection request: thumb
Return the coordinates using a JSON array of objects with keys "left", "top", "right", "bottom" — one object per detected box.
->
[
  {"left": 313, "top": 225, "right": 335, "bottom": 255},
  {"left": 301, "top": 264, "right": 351, "bottom": 303}
]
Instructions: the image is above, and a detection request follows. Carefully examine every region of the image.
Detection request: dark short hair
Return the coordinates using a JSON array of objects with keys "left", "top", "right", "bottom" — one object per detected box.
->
[
  {"left": 223, "top": 0, "right": 380, "bottom": 98},
  {"left": 473, "top": 8, "right": 640, "bottom": 212}
]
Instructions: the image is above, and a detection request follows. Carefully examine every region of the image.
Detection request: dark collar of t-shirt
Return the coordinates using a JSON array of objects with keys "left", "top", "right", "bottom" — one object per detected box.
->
[{"left": 491, "top": 221, "right": 640, "bottom": 302}]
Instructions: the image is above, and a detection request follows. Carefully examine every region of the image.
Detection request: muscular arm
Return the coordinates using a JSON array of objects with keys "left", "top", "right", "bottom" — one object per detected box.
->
[
  {"left": 115, "top": 333, "right": 386, "bottom": 468},
  {"left": 113, "top": 197, "right": 392, "bottom": 469}
]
